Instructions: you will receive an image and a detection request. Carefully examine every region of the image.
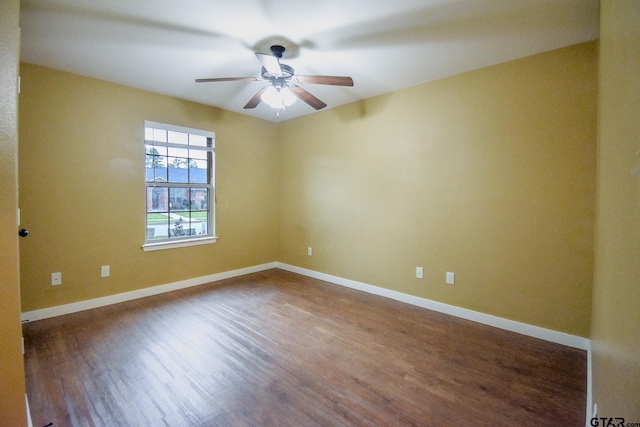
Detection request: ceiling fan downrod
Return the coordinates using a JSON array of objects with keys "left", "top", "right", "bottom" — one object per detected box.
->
[{"left": 270, "top": 45, "right": 286, "bottom": 58}]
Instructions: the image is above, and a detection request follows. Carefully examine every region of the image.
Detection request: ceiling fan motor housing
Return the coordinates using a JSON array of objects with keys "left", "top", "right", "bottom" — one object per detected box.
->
[{"left": 261, "top": 64, "right": 295, "bottom": 81}]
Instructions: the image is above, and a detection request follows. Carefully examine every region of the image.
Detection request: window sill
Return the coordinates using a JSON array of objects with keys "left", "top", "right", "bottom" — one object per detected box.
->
[{"left": 142, "top": 236, "right": 218, "bottom": 252}]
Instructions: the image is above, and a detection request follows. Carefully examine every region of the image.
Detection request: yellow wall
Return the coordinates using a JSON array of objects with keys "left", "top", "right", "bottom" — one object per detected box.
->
[
  {"left": 591, "top": 1, "right": 640, "bottom": 420},
  {"left": 20, "top": 43, "right": 597, "bottom": 338},
  {"left": 278, "top": 42, "right": 597, "bottom": 337},
  {"left": 0, "top": 0, "right": 28, "bottom": 424},
  {"left": 16, "top": 33, "right": 607, "bottom": 421},
  {"left": 18, "top": 63, "right": 278, "bottom": 311}
]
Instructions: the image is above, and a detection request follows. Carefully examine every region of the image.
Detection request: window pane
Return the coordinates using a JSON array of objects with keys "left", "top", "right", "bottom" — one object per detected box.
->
[
  {"left": 191, "top": 188, "right": 208, "bottom": 210},
  {"left": 147, "top": 165, "right": 168, "bottom": 182},
  {"left": 169, "top": 157, "right": 191, "bottom": 169},
  {"left": 145, "top": 154, "right": 155, "bottom": 168},
  {"left": 153, "top": 128, "right": 167, "bottom": 142},
  {"left": 146, "top": 143, "right": 166, "bottom": 176},
  {"left": 189, "top": 159, "right": 208, "bottom": 168},
  {"left": 189, "top": 134, "right": 207, "bottom": 147},
  {"left": 168, "top": 161, "right": 189, "bottom": 182},
  {"left": 189, "top": 148, "right": 208, "bottom": 160},
  {"left": 146, "top": 144, "right": 167, "bottom": 156},
  {"left": 151, "top": 222, "right": 170, "bottom": 240},
  {"left": 192, "top": 213, "right": 208, "bottom": 235},
  {"left": 170, "top": 187, "right": 190, "bottom": 210},
  {"left": 168, "top": 130, "right": 188, "bottom": 145},
  {"left": 146, "top": 154, "right": 166, "bottom": 169},
  {"left": 189, "top": 161, "right": 207, "bottom": 183},
  {"left": 168, "top": 147, "right": 188, "bottom": 158},
  {"left": 147, "top": 187, "right": 169, "bottom": 211},
  {"left": 172, "top": 211, "right": 193, "bottom": 236},
  {"left": 147, "top": 213, "right": 169, "bottom": 240}
]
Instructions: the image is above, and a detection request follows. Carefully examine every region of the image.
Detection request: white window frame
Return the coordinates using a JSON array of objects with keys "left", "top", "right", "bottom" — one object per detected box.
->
[{"left": 142, "top": 121, "right": 217, "bottom": 252}]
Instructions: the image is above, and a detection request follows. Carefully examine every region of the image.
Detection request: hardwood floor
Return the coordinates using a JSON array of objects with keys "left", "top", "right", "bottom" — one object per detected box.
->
[{"left": 23, "top": 269, "right": 586, "bottom": 426}]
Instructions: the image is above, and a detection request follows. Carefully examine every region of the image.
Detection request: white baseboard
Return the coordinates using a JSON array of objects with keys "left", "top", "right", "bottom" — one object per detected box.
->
[
  {"left": 276, "top": 262, "right": 591, "bottom": 351},
  {"left": 20, "top": 262, "right": 277, "bottom": 322},
  {"left": 21, "top": 260, "right": 592, "bottom": 421},
  {"left": 279, "top": 262, "right": 592, "bottom": 425},
  {"left": 22, "top": 260, "right": 591, "bottom": 352},
  {"left": 26, "top": 394, "right": 32, "bottom": 427},
  {"left": 586, "top": 340, "right": 593, "bottom": 425}
]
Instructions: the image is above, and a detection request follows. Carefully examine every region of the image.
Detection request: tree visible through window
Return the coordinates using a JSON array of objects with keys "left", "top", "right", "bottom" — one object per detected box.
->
[{"left": 144, "top": 121, "right": 215, "bottom": 244}]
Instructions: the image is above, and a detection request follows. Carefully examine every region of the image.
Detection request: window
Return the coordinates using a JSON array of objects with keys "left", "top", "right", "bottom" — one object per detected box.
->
[{"left": 142, "top": 121, "right": 216, "bottom": 251}]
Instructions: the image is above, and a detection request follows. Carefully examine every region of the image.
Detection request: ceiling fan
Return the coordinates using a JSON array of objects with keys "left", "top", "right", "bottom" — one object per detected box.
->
[{"left": 196, "top": 45, "right": 354, "bottom": 112}]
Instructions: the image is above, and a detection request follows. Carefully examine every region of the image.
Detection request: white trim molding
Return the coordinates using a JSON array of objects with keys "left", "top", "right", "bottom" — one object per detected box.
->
[
  {"left": 586, "top": 340, "right": 593, "bottom": 425},
  {"left": 142, "top": 236, "right": 218, "bottom": 252},
  {"left": 26, "top": 394, "right": 32, "bottom": 427},
  {"left": 276, "top": 262, "right": 591, "bottom": 351},
  {"left": 21, "top": 260, "right": 591, "bottom": 352},
  {"left": 20, "top": 262, "right": 277, "bottom": 323}
]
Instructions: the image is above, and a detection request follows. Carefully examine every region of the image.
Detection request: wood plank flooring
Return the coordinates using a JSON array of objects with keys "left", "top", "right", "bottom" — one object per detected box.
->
[{"left": 23, "top": 269, "right": 586, "bottom": 426}]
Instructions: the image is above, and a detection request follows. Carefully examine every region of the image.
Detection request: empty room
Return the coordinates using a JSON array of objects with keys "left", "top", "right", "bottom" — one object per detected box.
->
[{"left": 1, "top": 1, "right": 639, "bottom": 426}]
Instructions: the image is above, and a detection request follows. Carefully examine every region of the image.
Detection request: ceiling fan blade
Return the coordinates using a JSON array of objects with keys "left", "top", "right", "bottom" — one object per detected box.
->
[
  {"left": 290, "top": 86, "right": 327, "bottom": 110},
  {"left": 196, "top": 77, "right": 260, "bottom": 83},
  {"left": 296, "top": 75, "right": 354, "bottom": 86},
  {"left": 244, "top": 86, "right": 270, "bottom": 109},
  {"left": 255, "top": 53, "right": 282, "bottom": 77}
]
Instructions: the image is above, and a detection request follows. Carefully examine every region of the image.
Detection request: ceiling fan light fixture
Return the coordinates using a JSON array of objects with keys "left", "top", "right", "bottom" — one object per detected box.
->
[
  {"left": 261, "top": 86, "right": 296, "bottom": 109},
  {"left": 197, "top": 44, "right": 352, "bottom": 113}
]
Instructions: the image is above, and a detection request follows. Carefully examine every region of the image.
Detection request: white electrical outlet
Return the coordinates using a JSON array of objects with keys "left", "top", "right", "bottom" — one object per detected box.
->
[
  {"left": 416, "top": 267, "right": 424, "bottom": 279},
  {"left": 307, "top": 247, "right": 312, "bottom": 256},
  {"left": 101, "top": 265, "right": 110, "bottom": 278},
  {"left": 51, "top": 272, "right": 62, "bottom": 286},
  {"left": 446, "top": 272, "right": 455, "bottom": 285}
]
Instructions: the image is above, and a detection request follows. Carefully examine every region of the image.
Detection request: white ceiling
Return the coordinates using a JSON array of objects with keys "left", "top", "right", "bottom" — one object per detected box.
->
[{"left": 20, "top": 0, "right": 599, "bottom": 122}]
